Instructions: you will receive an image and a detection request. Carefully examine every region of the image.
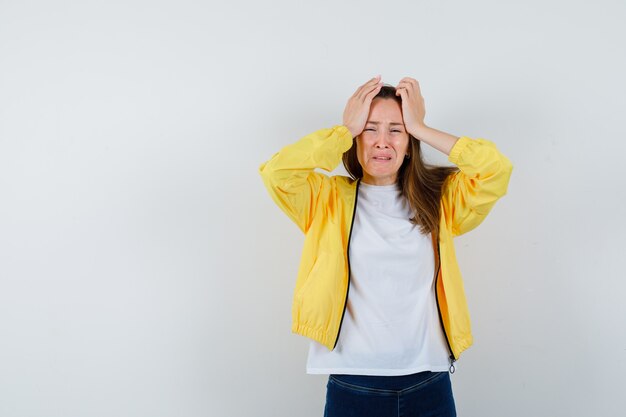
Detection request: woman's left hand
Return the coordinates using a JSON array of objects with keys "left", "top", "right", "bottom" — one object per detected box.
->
[{"left": 395, "top": 77, "right": 428, "bottom": 137}]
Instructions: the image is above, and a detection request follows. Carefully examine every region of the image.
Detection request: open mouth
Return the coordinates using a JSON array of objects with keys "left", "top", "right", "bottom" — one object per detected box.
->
[{"left": 373, "top": 156, "right": 392, "bottom": 161}]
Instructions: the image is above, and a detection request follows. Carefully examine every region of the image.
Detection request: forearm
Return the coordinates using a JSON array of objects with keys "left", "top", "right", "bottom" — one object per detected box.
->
[{"left": 410, "top": 125, "right": 459, "bottom": 156}]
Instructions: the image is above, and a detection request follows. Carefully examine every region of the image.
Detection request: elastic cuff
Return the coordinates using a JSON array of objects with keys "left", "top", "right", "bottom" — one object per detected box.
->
[
  {"left": 334, "top": 124, "right": 351, "bottom": 135},
  {"left": 333, "top": 125, "right": 354, "bottom": 153},
  {"left": 448, "top": 136, "right": 472, "bottom": 164}
]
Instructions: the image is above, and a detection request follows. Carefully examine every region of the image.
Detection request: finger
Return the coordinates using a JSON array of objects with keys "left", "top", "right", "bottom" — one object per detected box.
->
[
  {"left": 354, "top": 75, "right": 381, "bottom": 96},
  {"left": 407, "top": 79, "right": 422, "bottom": 95},
  {"left": 396, "top": 80, "right": 412, "bottom": 92},
  {"left": 397, "top": 80, "right": 421, "bottom": 99},
  {"left": 356, "top": 77, "right": 383, "bottom": 100},
  {"left": 399, "top": 77, "right": 418, "bottom": 86},
  {"left": 396, "top": 79, "right": 416, "bottom": 88},
  {"left": 360, "top": 75, "right": 382, "bottom": 91},
  {"left": 412, "top": 80, "right": 422, "bottom": 95},
  {"left": 395, "top": 87, "right": 408, "bottom": 101},
  {"left": 356, "top": 83, "right": 383, "bottom": 104},
  {"left": 397, "top": 78, "right": 420, "bottom": 90},
  {"left": 395, "top": 84, "right": 411, "bottom": 99},
  {"left": 363, "top": 74, "right": 381, "bottom": 85},
  {"left": 363, "top": 83, "right": 384, "bottom": 103}
]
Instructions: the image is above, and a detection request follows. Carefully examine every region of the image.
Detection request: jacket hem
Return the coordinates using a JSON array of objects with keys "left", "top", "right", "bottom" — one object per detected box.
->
[
  {"left": 292, "top": 322, "right": 335, "bottom": 351},
  {"left": 451, "top": 335, "right": 474, "bottom": 359}
]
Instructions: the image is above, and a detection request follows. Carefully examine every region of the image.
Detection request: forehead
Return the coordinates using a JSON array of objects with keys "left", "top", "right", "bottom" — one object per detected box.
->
[{"left": 367, "top": 98, "right": 404, "bottom": 122}]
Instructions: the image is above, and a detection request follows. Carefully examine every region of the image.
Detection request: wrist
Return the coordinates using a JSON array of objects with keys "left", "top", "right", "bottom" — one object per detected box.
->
[
  {"left": 343, "top": 123, "right": 359, "bottom": 138},
  {"left": 409, "top": 123, "right": 430, "bottom": 140}
]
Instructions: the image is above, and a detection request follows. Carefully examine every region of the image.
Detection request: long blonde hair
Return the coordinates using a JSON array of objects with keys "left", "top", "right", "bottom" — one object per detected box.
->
[{"left": 341, "top": 86, "right": 458, "bottom": 236}]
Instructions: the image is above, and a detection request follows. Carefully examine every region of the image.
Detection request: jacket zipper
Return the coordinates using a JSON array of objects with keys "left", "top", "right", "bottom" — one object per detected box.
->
[
  {"left": 434, "top": 236, "right": 457, "bottom": 373},
  {"left": 333, "top": 182, "right": 457, "bottom": 374},
  {"left": 332, "top": 178, "right": 361, "bottom": 350}
]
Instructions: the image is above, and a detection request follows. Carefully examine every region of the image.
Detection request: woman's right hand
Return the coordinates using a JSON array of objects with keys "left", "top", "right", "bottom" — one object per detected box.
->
[{"left": 342, "top": 75, "right": 383, "bottom": 137}]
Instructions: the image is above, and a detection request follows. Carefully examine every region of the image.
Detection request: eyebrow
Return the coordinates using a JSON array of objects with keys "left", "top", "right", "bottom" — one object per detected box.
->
[{"left": 365, "top": 121, "right": 405, "bottom": 126}]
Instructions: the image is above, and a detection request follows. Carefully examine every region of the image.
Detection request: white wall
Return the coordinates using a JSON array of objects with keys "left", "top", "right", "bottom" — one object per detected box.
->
[{"left": 1, "top": 1, "right": 625, "bottom": 416}]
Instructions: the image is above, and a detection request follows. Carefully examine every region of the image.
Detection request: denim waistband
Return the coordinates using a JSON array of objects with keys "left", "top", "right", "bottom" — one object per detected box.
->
[{"left": 330, "top": 371, "right": 447, "bottom": 392}]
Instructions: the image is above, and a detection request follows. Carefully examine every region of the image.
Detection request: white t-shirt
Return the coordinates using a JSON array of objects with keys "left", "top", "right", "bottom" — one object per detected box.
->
[{"left": 306, "top": 181, "right": 450, "bottom": 376}]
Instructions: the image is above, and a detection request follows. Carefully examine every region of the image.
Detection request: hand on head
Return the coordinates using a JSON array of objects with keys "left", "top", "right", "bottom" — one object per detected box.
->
[
  {"left": 342, "top": 75, "right": 383, "bottom": 137},
  {"left": 395, "top": 77, "right": 427, "bottom": 136},
  {"left": 342, "top": 76, "right": 427, "bottom": 138}
]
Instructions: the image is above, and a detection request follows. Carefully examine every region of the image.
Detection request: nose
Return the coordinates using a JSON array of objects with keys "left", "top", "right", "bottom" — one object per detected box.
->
[{"left": 374, "top": 130, "right": 390, "bottom": 148}]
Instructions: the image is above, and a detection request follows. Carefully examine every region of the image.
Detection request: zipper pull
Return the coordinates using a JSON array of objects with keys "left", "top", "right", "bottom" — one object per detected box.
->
[{"left": 449, "top": 356, "right": 456, "bottom": 374}]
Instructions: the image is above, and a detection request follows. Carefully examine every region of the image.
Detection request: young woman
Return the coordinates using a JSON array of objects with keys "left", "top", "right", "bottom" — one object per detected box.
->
[{"left": 259, "top": 75, "right": 513, "bottom": 416}]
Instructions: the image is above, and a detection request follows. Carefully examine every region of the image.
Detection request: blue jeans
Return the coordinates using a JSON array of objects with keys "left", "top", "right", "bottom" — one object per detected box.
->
[{"left": 323, "top": 371, "right": 456, "bottom": 417}]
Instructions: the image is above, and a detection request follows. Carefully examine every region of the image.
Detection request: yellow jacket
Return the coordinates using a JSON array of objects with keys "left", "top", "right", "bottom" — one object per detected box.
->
[{"left": 259, "top": 125, "right": 513, "bottom": 361}]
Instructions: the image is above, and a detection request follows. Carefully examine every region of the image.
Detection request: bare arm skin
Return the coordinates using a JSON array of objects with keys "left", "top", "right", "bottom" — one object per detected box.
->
[{"left": 395, "top": 77, "right": 459, "bottom": 156}]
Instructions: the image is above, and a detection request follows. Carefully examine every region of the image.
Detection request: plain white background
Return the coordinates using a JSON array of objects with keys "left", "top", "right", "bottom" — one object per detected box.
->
[{"left": 1, "top": 1, "right": 625, "bottom": 416}]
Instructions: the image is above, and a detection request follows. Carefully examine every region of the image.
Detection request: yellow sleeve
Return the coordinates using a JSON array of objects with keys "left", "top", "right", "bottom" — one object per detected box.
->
[
  {"left": 258, "top": 125, "right": 353, "bottom": 233},
  {"left": 442, "top": 137, "right": 514, "bottom": 236}
]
